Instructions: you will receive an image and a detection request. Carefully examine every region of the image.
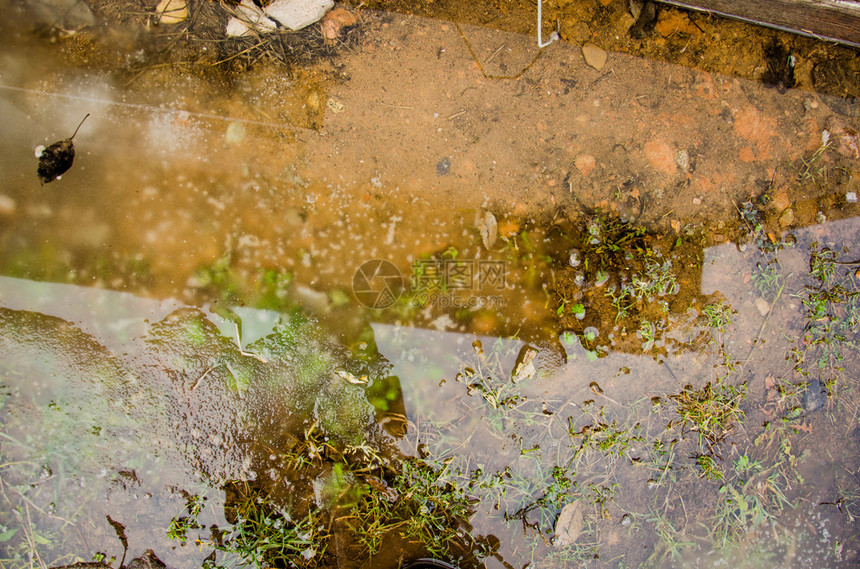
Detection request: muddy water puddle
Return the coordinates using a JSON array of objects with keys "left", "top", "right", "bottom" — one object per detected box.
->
[{"left": 1, "top": 2, "right": 860, "bottom": 569}]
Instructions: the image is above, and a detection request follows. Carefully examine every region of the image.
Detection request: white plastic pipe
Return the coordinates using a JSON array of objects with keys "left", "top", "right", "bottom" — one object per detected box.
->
[{"left": 537, "top": 0, "right": 560, "bottom": 48}]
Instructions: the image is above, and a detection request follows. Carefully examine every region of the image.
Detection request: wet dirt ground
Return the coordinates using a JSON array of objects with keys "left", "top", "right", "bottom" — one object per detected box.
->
[{"left": 0, "top": 1, "right": 859, "bottom": 568}]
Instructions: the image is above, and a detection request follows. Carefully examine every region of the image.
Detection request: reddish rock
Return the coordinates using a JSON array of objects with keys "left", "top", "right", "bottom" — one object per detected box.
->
[
  {"left": 321, "top": 7, "right": 358, "bottom": 44},
  {"left": 643, "top": 140, "right": 677, "bottom": 175},
  {"left": 733, "top": 105, "right": 777, "bottom": 161},
  {"left": 826, "top": 116, "right": 859, "bottom": 159},
  {"left": 574, "top": 153, "right": 596, "bottom": 176},
  {"left": 738, "top": 146, "right": 755, "bottom": 162},
  {"left": 771, "top": 185, "right": 791, "bottom": 211}
]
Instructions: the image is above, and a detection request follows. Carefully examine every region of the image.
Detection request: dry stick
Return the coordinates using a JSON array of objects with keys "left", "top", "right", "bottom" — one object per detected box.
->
[
  {"left": 485, "top": 43, "right": 506, "bottom": 63},
  {"left": 453, "top": 20, "right": 546, "bottom": 80},
  {"left": 742, "top": 277, "right": 789, "bottom": 368},
  {"left": 210, "top": 37, "right": 272, "bottom": 66},
  {"left": 1, "top": 478, "right": 76, "bottom": 527},
  {"left": 24, "top": 501, "right": 49, "bottom": 569},
  {"left": 0, "top": 482, "right": 42, "bottom": 569},
  {"left": 232, "top": 323, "right": 267, "bottom": 363}
]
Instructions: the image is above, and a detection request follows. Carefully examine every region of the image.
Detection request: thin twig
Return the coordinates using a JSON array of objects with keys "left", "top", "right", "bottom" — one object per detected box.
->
[
  {"left": 1, "top": 478, "right": 76, "bottom": 527},
  {"left": 743, "top": 277, "right": 789, "bottom": 367}
]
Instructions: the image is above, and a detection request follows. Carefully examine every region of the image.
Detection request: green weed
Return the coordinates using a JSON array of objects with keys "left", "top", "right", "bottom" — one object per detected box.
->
[
  {"left": 751, "top": 260, "right": 785, "bottom": 301},
  {"left": 668, "top": 380, "right": 746, "bottom": 451},
  {"left": 169, "top": 486, "right": 327, "bottom": 569},
  {"left": 702, "top": 301, "right": 733, "bottom": 332}
]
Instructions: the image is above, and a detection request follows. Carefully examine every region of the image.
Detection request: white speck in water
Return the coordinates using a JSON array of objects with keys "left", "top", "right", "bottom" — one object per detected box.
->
[
  {"left": 34, "top": 145, "right": 45, "bottom": 158},
  {"left": 385, "top": 215, "right": 401, "bottom": 245}
]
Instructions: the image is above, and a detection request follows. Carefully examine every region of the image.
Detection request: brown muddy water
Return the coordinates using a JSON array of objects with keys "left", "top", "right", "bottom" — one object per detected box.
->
[{"left": 1, "top": 1, "right": 859, "bottom": 569}]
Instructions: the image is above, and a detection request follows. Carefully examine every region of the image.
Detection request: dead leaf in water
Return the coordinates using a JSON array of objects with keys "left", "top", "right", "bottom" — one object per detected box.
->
[
  {"left": 37, "top": 114, "right": 89, "bottom": 184},
  {"left": 553, "top": 501, "right": 584, "bottom": 547}
]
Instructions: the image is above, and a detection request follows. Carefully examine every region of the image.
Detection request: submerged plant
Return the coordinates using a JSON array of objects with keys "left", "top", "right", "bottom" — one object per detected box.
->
[
  {"left": 344, "top": 455, "right": 474, "bottom": 558},
  {"left": 168, "top": 487, "right": 327, "bottom": 569},
  {"left": 668, "top": 380, "right": 746, "bottom": 451},
  {"left": 702, "top": 300, "right": 733, "bottom": 332},
  {"left": 790, "top": 244, "right": 859, "bottom": 388},
  {"left": 751, "top": 259, "right": 785, "bottom": 301}
]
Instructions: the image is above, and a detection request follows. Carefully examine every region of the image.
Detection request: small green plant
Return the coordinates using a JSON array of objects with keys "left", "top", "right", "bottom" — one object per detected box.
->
[
  {"left": 702, "top": 301, "right": 733, "bottom": 332},
  {"left": 166, "top": 494, "right": 206, "bottom": 544},
  {"left": 585, "top": 483, "right": 617, "bottom": 519},
  {"left": 632, "top": 260, "right": 679, "bottom": 299},
  {"left": 605, "top": 283, "right": 634, "bottom": 322},
  {"left": 694, "top": 453, "right": 723, "bottom": 480},
  {"left": 174, "top": 488, "right": 326, "bottom": 569},
  {"left": 668, "top": 380, "right": 746, "bottom": 451},
  {"left": 712, "top": 454, "right": 791, "bottom": 547},
  {"left": 751, "top": 260, "right": 785, "bottom": 301},
  {"left": 345, "top": 456, "right": 474, "bottom": 558},
  {"left": 790, "top": 244, "right": 859, "bottom": 385},
  {"left": 645, "top": 509, "right": 694, "bottom": 563},
  {"left": 569, "top": 419, "right": 644, "bottom": 461},
  {"left": 638, "top": 320, "right": 656, "bottom": 351},
  {"left": 509, "top": 463, "right": 580, "bottom": 534},
  {"left": 582, "top": 214, "right": 648, "bottom": 272}
]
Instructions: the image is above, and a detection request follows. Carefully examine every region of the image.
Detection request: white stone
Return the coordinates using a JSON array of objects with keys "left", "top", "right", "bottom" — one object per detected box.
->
[
  {"left": 225, "top": 122, "right": 246, "bottom": 145},
  {"left": 226, "top": 0, "right": 277, "bottom": 37},
  {"left": 755, "top": 297, "right": 770, "bottom": 317},
  {"left": 266, "top": 0, "right": 334, "bottom": 31},
  {"left": 156, "top": 0, "right": 187, "bottom": 24},
  {"left": 0, "top": 195, "right": 16, "bottom": 217},
  {"left": 479, "top": 210, "right": 497, "bottom": 250},
  {"left": 847, "top": 191, "right": 858, "bottom": 203}
]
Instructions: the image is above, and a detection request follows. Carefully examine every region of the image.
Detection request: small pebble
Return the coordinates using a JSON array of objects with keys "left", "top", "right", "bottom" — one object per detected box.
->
[
  {"left": 156, "top": 0, "right": 188, "bottom": 24},
  {"left": 568, "top": 249, "right": 581, "bottom": 268},
  {"left": 675, "top": 149, "right": 689, "bottom": 172},
  {"left": 754, "top": 297, "right": 770, "bottom": 317},
  {"left": 436, "top": 157, "right": 451, "bottom": 176},
  {"left": 574, "top": 153, "right": 596, "bottom": 176},
  {"left": 692, "top": 197, "right": 702, "bottom": 205},
  {"left": 582, "top": 43, "right": 608, "bottom": 70},
  {"left": 0, "top": 195, "right": 15, "bottom": 217},
  {"left": 802, "top": 378, "right": 828, "bottom": 413},
  {"left": 225, "top": 122, "right": 246, "bottom": 145},
  {"left": 779, "top": 208, "right": 795, "bottom": 228},
  {"left": 847, "top": 191, "right": 858, "bottom": 203}
]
